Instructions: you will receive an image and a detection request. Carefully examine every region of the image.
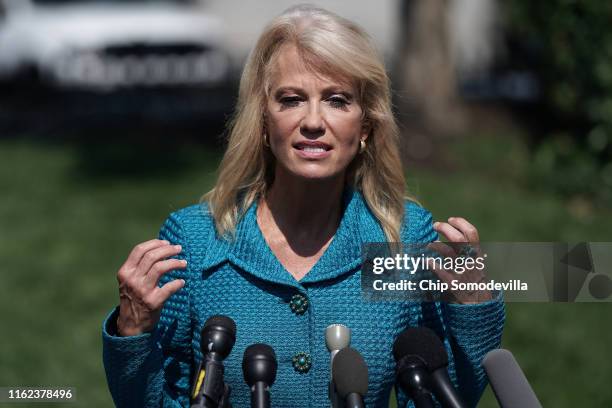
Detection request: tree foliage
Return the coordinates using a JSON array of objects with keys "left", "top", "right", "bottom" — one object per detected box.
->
[{"left": 505, "top": 0, "right": 612, "bottom": 202}]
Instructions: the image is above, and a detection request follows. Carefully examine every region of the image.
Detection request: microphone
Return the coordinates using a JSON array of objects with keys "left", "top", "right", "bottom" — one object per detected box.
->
[
  {"left": 482, "top": 349, "right": 542, "bottom": 408},
  {"left": 332, "top": 347, "right": 368, "bottom": 408},
  {"left": 242, "top": 343, "right": 277, "bottom": 408},
  {"left": 393, "top": 327, "right": 466, "bottom": 408},
  {"left": 325, "top": 324, "right": 351, "bottom": 408},
  {"left": 191, "top": 315, "right": 236, "bottom": 408}
]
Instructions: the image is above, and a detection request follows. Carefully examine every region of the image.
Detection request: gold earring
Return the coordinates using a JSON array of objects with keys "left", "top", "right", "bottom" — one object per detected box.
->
[
  {"left": 263, "top": 133, "right": 270, "bottom": 147},
  {"left": 359, "top": 139, "right": 366, "bottom": 153}
]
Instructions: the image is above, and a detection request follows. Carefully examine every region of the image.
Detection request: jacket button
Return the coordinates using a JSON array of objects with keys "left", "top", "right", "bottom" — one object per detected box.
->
[
  {"left": 292, "top": 351, "right": 312, "bottom": 373},
  {"left": 289, "top": 293, "right": 309, "bottom": 315}
]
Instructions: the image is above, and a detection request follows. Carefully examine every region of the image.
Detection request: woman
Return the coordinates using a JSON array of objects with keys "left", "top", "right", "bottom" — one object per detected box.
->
[{"left": 102, "top": 5, "right": 504, "bottom": 407}]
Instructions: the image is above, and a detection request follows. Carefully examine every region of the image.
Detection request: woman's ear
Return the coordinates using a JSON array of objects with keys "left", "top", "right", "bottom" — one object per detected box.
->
[{"left": 361, "top": 119, "right": 372, "bottom": 141}]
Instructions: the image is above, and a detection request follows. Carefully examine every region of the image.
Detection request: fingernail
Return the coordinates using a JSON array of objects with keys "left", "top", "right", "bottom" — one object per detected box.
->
[
  {"left": 448, "top": 217, "right": 455, "bottom": 222},
  {"left": 175, "top": 245, "right": 182, "bottom": 250},
  {"left": 162, "top": 240, "right": 170, "bottom": 244},
  {"left": 181, "top": 259, "right": 187, "bottom": 265},
  {"left": 433, "top": 222, "right": 440, "bottom": 228}
]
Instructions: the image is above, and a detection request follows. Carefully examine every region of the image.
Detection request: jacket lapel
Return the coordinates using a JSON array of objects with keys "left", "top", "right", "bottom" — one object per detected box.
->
[{"left": 199, "top": 188, "right": 387, "bottom": 288}]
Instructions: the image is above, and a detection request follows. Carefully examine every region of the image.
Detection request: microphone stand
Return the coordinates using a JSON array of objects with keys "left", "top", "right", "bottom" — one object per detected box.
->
[
  {"left": 191, "top": 382, "right": 231, "bottom": 408},
  {"left": 190, "top": 359, "right": 233, "bottom": 408},
  {"left": 397, "top": 358, "right": 435, "bottom": 408},
  {"left": 329, "top": 380, "right": 343, "bottom": 408},
  {"left": 329, "top": 348, "right": 343, "bottom": 408},
  {"left": 218, "top": 383, "right": 232, "bottom": 408}
]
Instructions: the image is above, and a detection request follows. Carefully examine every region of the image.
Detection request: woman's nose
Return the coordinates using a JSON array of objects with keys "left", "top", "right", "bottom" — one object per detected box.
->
[{"left": 300, "top": 103, "right": 325, "bottom": 135}]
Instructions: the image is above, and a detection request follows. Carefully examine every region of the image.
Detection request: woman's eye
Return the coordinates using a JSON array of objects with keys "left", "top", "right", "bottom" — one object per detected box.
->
[
  {"left": 328, "top": 96, "right": 349, "bottom": 109},
  {"left": 279, "top": 96, "right": 302, "bottom": 108}
]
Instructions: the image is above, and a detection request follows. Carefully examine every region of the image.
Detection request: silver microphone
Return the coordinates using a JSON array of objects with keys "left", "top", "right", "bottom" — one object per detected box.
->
[
  {"left": 482, "top": 349, "right": 542, "bottom": 408},
  {"left": 325, "top": 324, "right": 351, "bottom": 408}
]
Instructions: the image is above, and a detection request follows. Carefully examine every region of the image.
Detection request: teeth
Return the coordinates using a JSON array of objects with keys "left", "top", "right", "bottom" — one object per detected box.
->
[{"left": 302, "top": 147, "right": 326, "bottom": 153}]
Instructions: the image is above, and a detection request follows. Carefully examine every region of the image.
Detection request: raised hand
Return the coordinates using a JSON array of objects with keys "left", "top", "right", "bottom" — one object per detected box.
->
[
  {"left": 428, "top": 217, "right": 492, "bottom": 304},
  {"left": 115, "top": 239, "right": 187, "bottom": 336}
]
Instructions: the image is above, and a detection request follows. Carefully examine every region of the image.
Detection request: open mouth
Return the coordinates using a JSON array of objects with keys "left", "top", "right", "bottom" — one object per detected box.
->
[{"left": 293, "top": 142, "right": 332, "bottom": 153}]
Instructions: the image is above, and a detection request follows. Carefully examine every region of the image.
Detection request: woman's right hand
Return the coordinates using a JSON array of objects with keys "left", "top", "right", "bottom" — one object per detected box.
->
[{"left": 115, "top": 239, "right": 187, "bottom": 337}]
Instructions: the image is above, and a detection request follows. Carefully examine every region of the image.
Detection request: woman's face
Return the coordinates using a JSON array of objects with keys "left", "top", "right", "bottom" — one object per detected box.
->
[{"left": 265, "top": 45, "right": 368, "bottom": 183}]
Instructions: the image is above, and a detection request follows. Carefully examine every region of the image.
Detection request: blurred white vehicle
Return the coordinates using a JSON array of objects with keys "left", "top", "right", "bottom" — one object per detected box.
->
[{"left": 0, "top": 0, "right": 232, "bottom": 91}]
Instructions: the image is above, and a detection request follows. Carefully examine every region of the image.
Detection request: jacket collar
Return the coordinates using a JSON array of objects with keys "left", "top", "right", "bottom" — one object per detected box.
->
[{"left": 199, "top": 188, "right": 385, "bottom": 288}]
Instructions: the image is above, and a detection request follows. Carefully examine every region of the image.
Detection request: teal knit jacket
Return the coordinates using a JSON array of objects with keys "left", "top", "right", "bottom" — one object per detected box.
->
[{"left": 102, "top": 189, "right": 505, "bottom": 407}]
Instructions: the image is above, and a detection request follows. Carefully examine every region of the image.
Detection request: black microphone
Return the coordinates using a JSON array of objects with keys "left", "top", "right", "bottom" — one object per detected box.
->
[
  {"left": 332, "top": 347, "right": 368, "bottom": 408},
  {"left": 190, "top": 315, "right": 236, "bottom": 408},
  {"left": 242, "top": 343, "right": 277, "bottom": 408},
  {"left": 393, "top": 327, "right": 466, "bottom": 408},
  {"left": 482, "top": 349, "right": 542, "bottom": 408}
]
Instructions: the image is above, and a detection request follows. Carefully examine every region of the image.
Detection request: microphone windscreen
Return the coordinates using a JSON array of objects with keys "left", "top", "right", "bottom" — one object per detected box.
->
[
  {"left": 392, "top": 327, "right": 448, "bottom": 370},
  {"left": 482, "top": 349, "right": 542, "bottom": 408},
  {"left": 204, "top": 315, "right": 237, "bottom": 336},
  {"left": 242, "top": 343, "right": 277, "bottom": 385},
  {"left": 244, "top": 343, "right": 276, "bottom": 361},
  {"left": 325, "top": 324, "right": 351, "bottom": 351},
  {"left": 332, "top": 347, "right": 368, "bottom": 398}
]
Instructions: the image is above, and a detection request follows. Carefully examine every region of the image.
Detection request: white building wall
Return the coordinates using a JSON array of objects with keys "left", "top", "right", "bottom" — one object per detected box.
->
[{"left": 196, "top": 0, "right": 400, "bottom": 68}]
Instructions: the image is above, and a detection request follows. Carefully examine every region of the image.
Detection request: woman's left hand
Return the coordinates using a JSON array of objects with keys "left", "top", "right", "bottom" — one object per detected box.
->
[{"left": 427, "top": 217, "right": 492, "bottom": 304}]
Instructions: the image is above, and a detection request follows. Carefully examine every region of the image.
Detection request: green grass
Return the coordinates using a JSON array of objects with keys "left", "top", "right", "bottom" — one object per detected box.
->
[
  {"left": 0, "top": 139, "right": 222, "bottom": 407},
  {"left": 1, "top": 134, "right": 611, "bottom": 407},
  {"left": 405, "top": 133, "right": 612, "bottom": 407}
]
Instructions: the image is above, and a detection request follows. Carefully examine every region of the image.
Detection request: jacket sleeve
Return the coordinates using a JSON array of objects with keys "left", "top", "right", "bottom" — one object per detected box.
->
[
  {"left": 396, "top": 204, "right": 505, "bottom": 408},
  {"left": 102, "top": 212, "right": 193, "bottom": 408}
]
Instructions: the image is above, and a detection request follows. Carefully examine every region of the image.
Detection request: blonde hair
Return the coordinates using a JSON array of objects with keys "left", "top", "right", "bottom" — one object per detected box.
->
[{"left": 202, "top": 4, "right": 415, "bottom": 242}]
